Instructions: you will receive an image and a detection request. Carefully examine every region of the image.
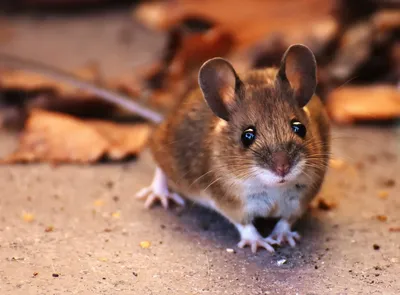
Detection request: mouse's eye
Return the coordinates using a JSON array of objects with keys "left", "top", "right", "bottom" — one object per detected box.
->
[
  {"left": 241, "top": 127, "right": 256, "bottom": 147},
  {"left": 291, "top": 119, "right": 306, "bottom": 138}
]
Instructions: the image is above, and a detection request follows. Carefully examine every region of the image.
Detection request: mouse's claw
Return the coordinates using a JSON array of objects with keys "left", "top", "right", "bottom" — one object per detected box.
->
[
  {"left": 136, "top": 167, "right": 185, "bottom": 209},
  {"left": 238, "top": 238, "right": 275, "bottom": 253},
  {"left": 235, "top": 223, "right": 276, "bottom": 253},
  {"left": 268, "top": 219, "right": 301, "bottom": 247}
]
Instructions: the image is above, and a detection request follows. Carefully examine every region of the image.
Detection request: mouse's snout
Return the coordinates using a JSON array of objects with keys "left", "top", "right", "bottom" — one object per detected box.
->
[{"left": 271, "top": 151, "right": 291, "bottom": 177}]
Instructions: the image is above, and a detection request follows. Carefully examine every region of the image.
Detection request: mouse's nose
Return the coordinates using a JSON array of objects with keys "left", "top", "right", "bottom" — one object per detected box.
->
[{"left": 272, "top": 151, "right": 290, "bottom": 177}]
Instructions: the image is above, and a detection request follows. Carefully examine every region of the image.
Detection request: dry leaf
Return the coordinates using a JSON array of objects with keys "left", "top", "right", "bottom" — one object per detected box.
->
[
  {"left": 134, "top": 0, "right": 334, "bottom": 49},
  {"left": 326, "top": 86, "right": 400, "bottom": 124},
  {"left": 2, "top": 110, "right": 109, "bottom": 164},
  {"left": 88, "top": 120, "right": 151, "bottom": 161},
  {"left": 1, "top": 110, "right": 151, "bottom": 164}
]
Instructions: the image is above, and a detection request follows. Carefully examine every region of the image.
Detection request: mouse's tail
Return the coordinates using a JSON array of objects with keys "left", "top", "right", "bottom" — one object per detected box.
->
[{"left": 0, "top": 53, "right": 163, "bottom": 124}]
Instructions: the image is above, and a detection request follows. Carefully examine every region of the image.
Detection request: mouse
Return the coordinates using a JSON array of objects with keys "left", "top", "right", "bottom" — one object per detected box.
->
[{"left": 0, "top": 44, "right": 331, "bottom": 253}]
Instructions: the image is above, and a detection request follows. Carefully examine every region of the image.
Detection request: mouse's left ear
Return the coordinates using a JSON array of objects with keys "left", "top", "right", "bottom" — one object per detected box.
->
[{"left": 277, "top": 44, "right": 317, "bottom": 107}]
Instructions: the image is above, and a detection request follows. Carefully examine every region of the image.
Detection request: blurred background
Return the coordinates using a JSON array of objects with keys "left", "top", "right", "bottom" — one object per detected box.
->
[
  {"left": 0, "top": 0, "right": 398, "bottom": 137},
  {"left": 0, "top": 1, "right": 399, "bottom": 294}
]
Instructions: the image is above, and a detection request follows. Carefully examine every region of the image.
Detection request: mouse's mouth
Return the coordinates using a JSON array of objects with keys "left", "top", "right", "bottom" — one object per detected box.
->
[{"left": 254, "top": 160, "right": 305, "bottom": 187}]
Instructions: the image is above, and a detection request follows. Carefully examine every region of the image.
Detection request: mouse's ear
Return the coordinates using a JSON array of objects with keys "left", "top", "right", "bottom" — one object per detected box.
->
[
  {"left": 198, "top": 57, "right": 241, "bottom": 121},
  {"left": 278, "top": 44, "right": 317, "bottom": 107}
]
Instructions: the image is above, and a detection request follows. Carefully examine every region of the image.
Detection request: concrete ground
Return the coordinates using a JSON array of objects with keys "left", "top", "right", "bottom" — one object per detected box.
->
[{"left": 0, "top": 8, "right": 399, "bottom": 295}]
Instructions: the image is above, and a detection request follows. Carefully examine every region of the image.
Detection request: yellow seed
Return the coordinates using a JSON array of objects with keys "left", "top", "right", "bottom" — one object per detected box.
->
[
  {"left": 22, "top": 212, "right": 35, "bottom": 222},
  {"left": 140, "top": 241, "right": 151, "bottom": 249},
  {"left": 94, "top": 199, "right": 104, "bottom": 207},
  {"left": 111, "top": 211, "right": 121, "bottom": 219},
  {"left": 378, "top": 191, "right": 389, "bottom": 199}
]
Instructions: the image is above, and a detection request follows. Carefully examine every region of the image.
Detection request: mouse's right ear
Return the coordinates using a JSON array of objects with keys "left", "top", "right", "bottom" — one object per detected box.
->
[{"left": 198, "top": 57, "right": 241, "bottom": 121}]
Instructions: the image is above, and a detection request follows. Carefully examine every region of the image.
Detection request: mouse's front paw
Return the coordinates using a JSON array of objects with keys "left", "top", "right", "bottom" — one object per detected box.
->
[
  {"left": 268, "top": 219, "right": 301, "bottom": 247},
  {"left": 237, "top": 237, "right": 276, "bottom": 253},
  {"left": 235, "top": 224, "right": 276, "bottom": 253},
  {"left": 135, "top": 167, "right": 185, "bottom": 209},
  {"left": 136, "top": 187, "right": 184, "bottom": 209}
]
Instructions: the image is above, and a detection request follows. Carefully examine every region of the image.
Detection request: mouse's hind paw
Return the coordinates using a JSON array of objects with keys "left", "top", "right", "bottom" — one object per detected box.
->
[{"left": 135, "top": 167, "right": 185, "bottom": 209}]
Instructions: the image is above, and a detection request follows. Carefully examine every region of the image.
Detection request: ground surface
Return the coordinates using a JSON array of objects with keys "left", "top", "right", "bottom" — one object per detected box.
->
[{"left": 0, "top": 8, "right": 399, "bottom": 295}]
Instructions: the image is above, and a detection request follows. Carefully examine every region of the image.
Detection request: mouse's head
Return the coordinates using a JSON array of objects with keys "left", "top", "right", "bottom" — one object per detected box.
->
[{"left": 199, "top": 44, "right": 322, "bottom": 187}]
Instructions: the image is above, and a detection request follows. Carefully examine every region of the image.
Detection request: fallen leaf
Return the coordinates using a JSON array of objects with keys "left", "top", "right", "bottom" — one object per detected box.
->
[
  {"left": 1, "top": 110, "right": 108, "bottom": 163},
  {"left": 326, "top": 86, "right": 400, "bottom": 124},
  {"left": 134, "top": 0, "right": 334, "bottom": 49},
  {"left": 88, "top": 120, "right": 151, "bottom": 161},
  {"left": 0, "top": 110, "right": 151, "bottom": 164}
]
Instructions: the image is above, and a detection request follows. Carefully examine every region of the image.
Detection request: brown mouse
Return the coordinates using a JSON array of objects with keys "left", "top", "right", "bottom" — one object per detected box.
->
[
  {"left": 0, "top": 44, "right": 331, "bottom": 253},
  {"left": 137, "top": 44, "right": 330, "bottom": 253}
]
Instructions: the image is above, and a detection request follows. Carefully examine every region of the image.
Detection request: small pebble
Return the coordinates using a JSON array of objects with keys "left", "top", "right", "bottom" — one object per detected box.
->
[
  {"left": 277, "top": 259, "right": 287, "bottom": 266},
  {"left": 373, "top": 244, "right": 380, "bottom": 250},
  {"left": 226, "top": 248, "right": 235, "bottom": 254},
  {"left": 44, "top": 226, "right": 54, "bottom": 232},
  {"left": 376, "top": 215, "right": 387, "bottom": 222},
  {"left": 52, "top": 273, "right": 59, "bottom": 278},
  {"left": 381, "top": 178, "right": 395, "bottom": 187}
]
